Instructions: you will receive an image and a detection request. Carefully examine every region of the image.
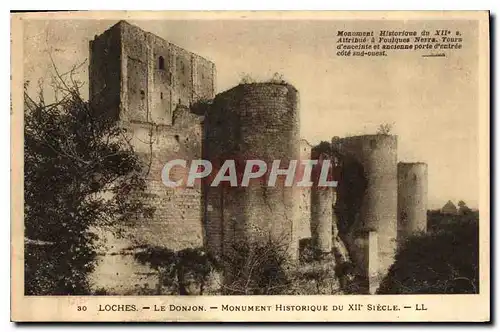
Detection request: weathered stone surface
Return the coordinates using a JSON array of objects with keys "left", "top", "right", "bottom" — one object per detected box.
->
[
  {"left": 398, "top": 162, "right": 428, "bottom": 240},
  {"left": 88, "top": 21, "right": 406, "bottom": 296},
  {"left": 204, "top": 83, "right": 301, "bottom": 262},
  {"left": 89, "top": 21, "right": 215, "bottom": 293},
  {"left": 334, "top": 134, "right": 398, "bottom": 292}
]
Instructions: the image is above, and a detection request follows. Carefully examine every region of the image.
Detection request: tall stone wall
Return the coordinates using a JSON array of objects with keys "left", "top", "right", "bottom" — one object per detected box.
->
[
  {"left": 335, "top": 134, "right": 398, "bottom": 291},
  {"left": 204, "top": 83, "right": 300, "bottom": 261},
  {"left": 89, "top": 229, "right": 160, "bottom": 295},
  {"left": 125, "top": 107, "right": 205, "bottom": 250},
  {"left": 90, "top": 20, "right": 215, "bottom": 126},
  {"left": 397, "top": 162, "right": 428, "bottom": 240},
  {"left": 88, "top": 21, "right": 215, "bottom": 294},
  {"left": 88, "top": 25, "right": 122, "bottom": 120}
]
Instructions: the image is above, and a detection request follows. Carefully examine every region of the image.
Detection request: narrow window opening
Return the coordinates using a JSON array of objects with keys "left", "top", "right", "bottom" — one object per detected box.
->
[
  {"left": 140, "top": 90, "right": 145, "bottom": 100},
  {"left": 160, "top": 92, "right": 163, "bottom": 100},
  {"left": 159, "top": 56, "right": 165, "bottom": 70}
]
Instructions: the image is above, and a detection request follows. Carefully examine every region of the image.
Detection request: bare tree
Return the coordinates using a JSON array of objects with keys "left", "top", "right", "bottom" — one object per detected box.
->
[{"left": 24, "top": 61, "right": 152, "bottom": 295}]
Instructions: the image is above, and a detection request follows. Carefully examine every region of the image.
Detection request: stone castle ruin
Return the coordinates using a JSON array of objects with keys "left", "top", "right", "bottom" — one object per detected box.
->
[{"left": 88, "top": 21, "right": 428, "bottom": 294}]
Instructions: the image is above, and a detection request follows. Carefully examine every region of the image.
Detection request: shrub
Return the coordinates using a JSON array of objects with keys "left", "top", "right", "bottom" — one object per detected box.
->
[
  {"left": 222, "top": 240, "right": 293, "bottom": 295},
  {"left": 378, "top": 214, "right": 479, "bottom": 294},
  {"left": 134, "top": 246, "right": 220, "bottom": 295}
]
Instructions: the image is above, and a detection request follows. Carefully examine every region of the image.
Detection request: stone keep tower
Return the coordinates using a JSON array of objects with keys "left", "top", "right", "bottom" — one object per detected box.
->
[
  {"left": 89, "top": 20, "right": 216, "bottom": 250},
  {"left": 88, "top": 21, "right": 216, "bottom": 293},
  {"left": 397, "top": 162, "right": 428, "bottom": 239}
]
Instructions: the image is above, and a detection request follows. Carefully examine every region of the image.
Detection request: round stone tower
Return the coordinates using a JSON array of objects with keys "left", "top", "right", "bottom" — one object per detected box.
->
[
  {"left": 334, "top": 134, "right": 398, "bottom": 290},
  {"left": 204, "top": 83, "right": 300, "bottom": 261},
  {"left": 397, "top": 162, "right": 428, "bottom": 240}
]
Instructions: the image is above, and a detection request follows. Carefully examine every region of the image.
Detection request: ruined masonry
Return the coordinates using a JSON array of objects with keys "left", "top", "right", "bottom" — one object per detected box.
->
[{"left": 88, "top": 21, "right": 428, "bottom": 294}]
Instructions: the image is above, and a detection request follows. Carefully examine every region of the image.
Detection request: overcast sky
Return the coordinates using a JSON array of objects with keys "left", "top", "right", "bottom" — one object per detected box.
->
[{"left": 22, "top": 17, "right": 480, "bottom": 209}]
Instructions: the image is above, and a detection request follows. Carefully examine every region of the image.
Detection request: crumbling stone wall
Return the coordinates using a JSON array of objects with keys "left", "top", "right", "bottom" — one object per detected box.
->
[
  {"left": 89, "top": 230, "right": 159, "bottom": 294},
  {"left": 310, "top": 186, "right": 333, "bottom": 253},
  {"left": 204, "top": 83, "right": 301, "bottom": 261},
  {"left": 125, "top": 106, "right": 205, "bottom": 250}
]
